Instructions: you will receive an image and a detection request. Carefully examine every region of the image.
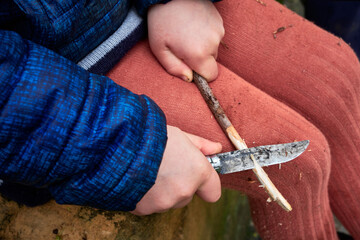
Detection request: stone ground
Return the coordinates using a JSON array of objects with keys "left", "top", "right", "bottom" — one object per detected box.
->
[{"left": 0, "top": 189, "right": 255, "bottom": 240}]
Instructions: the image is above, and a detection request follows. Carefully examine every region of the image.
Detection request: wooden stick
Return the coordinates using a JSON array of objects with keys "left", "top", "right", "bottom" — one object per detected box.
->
[{"left": 193, "top": 72, "right": 292, "bottom": 212}]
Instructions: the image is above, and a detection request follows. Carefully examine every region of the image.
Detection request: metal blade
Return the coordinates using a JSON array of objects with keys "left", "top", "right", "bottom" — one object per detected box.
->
[{"left": 207, "top": 140, "right": 309, "bottom": 174}]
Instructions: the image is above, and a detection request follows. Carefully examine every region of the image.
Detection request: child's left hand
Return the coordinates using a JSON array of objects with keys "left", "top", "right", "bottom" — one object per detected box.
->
[{"left": 147, "top": 0, "right": 224, "bottom": 82}]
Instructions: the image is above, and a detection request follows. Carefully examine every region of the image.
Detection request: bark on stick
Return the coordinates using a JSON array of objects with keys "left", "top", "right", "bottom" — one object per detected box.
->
[{"left": 193, "top": 72, "right": 292, "bottom": 212}]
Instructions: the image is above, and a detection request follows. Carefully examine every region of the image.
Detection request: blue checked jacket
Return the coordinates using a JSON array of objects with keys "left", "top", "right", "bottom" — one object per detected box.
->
[{"left": 0, "top": 0, "right": 169, "bottom": 211}]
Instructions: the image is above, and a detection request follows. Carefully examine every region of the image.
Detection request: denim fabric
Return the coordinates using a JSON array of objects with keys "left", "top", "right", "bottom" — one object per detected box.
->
[{"left": 0, "top": 30, "right": 167, "bottom": 211}]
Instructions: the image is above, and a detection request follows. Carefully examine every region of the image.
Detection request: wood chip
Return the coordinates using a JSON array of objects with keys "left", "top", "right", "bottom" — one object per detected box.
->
[
  {"left": 220, "top": 40, "right": 229, "bottom": 49},
  {"left": 273, "top": 26, "right": 286, "bottom": 39},
  {"left": 255, "top": 0, "right": 266, "bottom": 6}
]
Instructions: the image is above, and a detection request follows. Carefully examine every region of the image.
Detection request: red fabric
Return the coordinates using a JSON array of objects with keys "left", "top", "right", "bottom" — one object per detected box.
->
[{"left": 107, "top": 0, "right": 360, "bottom": 239}]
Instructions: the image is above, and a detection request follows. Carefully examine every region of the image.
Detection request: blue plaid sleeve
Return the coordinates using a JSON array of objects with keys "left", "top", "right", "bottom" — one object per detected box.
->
[{"left": 0, "top": 30, "right": 167, "bottom": 211}]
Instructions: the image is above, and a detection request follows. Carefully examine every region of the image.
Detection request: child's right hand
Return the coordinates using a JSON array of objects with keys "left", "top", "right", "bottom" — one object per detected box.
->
[
  {"left": 131, "top": 126, "right": 222, "bottom": 215},
  {"left": 147, "top": 0, "right": 224, "bottom": 82}
]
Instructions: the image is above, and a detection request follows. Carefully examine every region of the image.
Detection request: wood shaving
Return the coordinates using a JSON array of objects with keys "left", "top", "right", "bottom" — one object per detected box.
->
[
  {"left": 273, "top": 26, "right": 286, "bottom": 39},
  {"left": 220, "top": 40, "right": 229, "bottom": 49},
  {"left": 255, "top": 0, "right": 266, "bottom": 6}
]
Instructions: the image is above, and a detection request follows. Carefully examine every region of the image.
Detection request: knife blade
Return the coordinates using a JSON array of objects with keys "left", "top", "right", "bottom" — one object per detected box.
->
[{"left": 207, "top": 140, "right": 309, "bottom": 174}]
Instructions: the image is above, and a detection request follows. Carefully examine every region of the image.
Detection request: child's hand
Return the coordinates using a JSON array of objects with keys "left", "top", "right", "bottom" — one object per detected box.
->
[
  {"left": 131, "top": 126, "right": 222, "bottom": 215},
  {"left": 147, "top": 0, "right": 224, "bottom": 82}
]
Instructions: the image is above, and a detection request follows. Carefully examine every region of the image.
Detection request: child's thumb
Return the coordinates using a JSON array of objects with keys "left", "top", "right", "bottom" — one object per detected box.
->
[{"left": 184, "top": 132, "right": 222, "bottom": 155}]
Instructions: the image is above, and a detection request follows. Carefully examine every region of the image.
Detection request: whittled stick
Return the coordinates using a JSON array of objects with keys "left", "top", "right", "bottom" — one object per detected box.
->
[{"left": 193, "top": 72, "right": 292, "bottom": 212}]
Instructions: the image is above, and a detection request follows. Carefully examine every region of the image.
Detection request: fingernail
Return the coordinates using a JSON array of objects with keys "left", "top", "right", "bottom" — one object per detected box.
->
[
  {"left": 182, "top": 75, "right": 190, "bottom": 82},
  {"left": 182, "top": 70, "right": 193, "bottom": 82}
]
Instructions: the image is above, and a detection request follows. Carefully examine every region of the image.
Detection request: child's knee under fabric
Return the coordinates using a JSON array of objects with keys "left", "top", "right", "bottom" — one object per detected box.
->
[{"left": 107, "top": 40, "right": 336, "bottom": 239}]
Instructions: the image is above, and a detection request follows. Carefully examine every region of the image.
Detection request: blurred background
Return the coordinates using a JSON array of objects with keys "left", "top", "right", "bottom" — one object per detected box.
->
[{"left": 279, "top": 0, "right": 360, "bottom": 57}]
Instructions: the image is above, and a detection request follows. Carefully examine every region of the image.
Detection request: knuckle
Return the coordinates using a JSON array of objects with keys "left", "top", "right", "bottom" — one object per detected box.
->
[
  {"left": 157, "top": 197, "right": 173, "bottom": 211},
  {"left": 192, "top": 157, "right": 207, "bottom": 172},
  {"left": 192, "top": 46, "right": 208, "bottom": 59},
  {"left": 219, "top": 26, "right": 225, "bottom": 39},
  {"left": 134, "top": 210, "right": 147, "bottom": 216},
  {"left": 211, "top": 189, "right": 222, "bottom": 203},
  {"left": 198, "top": 164, "right": 212, "bottom": 180},
  {"left": 177, "top": 185, "right": 195, "bottom": 200},
  {"left": 132, "top": 208, "right": 150, "bottom": 216},
  {"left": 208, "top": 195, "right": 221, "bottom": 203},
  {"left": 209, "top": 66, "right": 219, "bottom": 80},
  {"left": 174, "top": 197, "right": 193, "bottom": 209},
  {"left": 166, "top": 62, "right": 183, "bottom": 75}
]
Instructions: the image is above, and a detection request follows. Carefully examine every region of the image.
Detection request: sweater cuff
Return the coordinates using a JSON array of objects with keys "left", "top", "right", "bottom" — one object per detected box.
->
[
  {"left": 134, "top": 0, "right": 222, "bottom": 17},
  {"left": 134, "top": 0, "right": 170, "bottom": 16}
]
